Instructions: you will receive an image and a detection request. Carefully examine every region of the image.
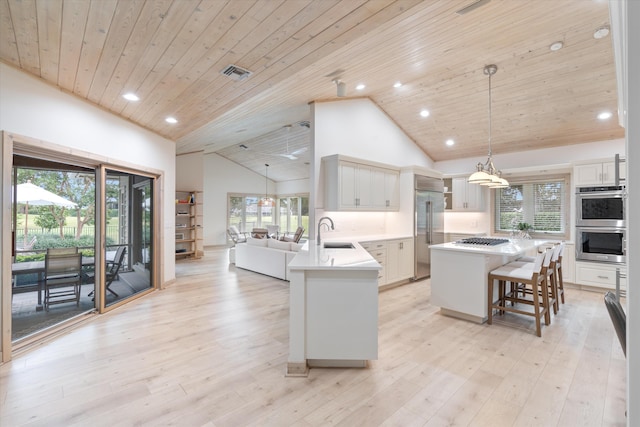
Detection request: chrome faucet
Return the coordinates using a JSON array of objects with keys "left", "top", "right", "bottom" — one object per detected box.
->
[{"left": 317, "top": 216, "right": 335, "bottom": 245}]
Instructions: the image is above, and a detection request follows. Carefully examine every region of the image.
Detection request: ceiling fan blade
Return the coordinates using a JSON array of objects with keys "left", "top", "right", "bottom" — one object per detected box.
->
[
  {"left": 279, "top": 153, "right": 297, "bottom": 160},
  {"left": 291, "top": 147, "right": 308, "bottom": 155}
]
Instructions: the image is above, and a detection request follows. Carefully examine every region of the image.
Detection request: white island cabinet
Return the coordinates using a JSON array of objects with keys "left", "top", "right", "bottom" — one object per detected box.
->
[
  {"left": 429, "top": 239, "right": 550, "bottom": 323},
  {"left": 286, "top": 241, "right": 381, "bottom": 376}
]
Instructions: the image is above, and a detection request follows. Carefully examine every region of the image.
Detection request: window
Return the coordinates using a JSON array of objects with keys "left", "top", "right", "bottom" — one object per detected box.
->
[
  {"left": 494, "top": 176, "right": 568, "bottom": 237},
  {"left": 228, "top": 193, "right": 308, "bottom": 235}
]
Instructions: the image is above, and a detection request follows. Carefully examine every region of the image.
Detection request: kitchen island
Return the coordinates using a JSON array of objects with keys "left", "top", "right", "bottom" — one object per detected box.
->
[
  {"left": 429, "top": 238, "right": 550, "bottom": 323},
  {"left": 286, "top": 240, "right": 381, "bottom": 376}
]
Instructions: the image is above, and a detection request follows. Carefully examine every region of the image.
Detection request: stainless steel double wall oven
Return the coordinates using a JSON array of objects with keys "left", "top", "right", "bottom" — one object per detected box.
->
[{"left": 576, "top": 185, "right": 626, "bottom": 264}]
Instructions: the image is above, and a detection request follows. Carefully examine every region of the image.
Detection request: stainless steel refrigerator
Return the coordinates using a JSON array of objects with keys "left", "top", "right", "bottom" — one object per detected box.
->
[{"left": 414, "top": 175, "right": 445, "bottom": 280}]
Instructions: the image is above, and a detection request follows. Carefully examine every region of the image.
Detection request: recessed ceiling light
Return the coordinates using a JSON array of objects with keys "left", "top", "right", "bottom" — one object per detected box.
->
[
  {"left": 549, "top": 41, "right": 563, "bottom": 51},
  {"left": 445, "top": 139, "right": 455, "bottom": 146},
  {"left": 355, "top": 84, "right": 366, "bottom": 90},
  {"left": 593, "top": 26, "right": 610, "bottom": 39},
  {"left": 420, "top": 109, "right": 430, "bottom": 118},
  {"left": 122, "top": 93, "right": 140, "bottom": 101},
  {"left": 165, "top": 117, "right": 178, "bottom": 124},
  {"left": 393, "top": 82, "right": 402, "bottom": 88},
  {"left": 597, "top": 111, "right": 613, "bottom": 120}
]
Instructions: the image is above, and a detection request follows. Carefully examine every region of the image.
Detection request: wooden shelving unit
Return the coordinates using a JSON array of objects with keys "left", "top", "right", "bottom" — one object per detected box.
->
[{"left": 175, "top": 190, "right": 202, "bottom": 259}]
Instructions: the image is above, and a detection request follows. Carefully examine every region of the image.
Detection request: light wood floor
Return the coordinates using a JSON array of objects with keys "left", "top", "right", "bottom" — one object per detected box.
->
[{"left": 0, "top": 247, "right": 626, "bottom": 426}]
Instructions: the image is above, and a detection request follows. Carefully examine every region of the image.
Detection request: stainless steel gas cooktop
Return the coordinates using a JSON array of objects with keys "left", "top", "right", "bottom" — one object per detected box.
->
[{"left": 456, "top": 237, "right": 510, "bottom": 246}]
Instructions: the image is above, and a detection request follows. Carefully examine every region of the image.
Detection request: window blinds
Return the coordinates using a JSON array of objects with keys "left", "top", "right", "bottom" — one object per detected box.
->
[{"left": 495, "top": 180, "right": 565, "bottom": 233}]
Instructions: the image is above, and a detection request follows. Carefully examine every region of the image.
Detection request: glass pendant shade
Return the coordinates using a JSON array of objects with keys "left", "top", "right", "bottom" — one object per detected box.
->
[
  {"left": 487, "top": 177, "right": 509, "bottom": 188},
  {"left": 468, "top": 64, "right": 509, "bottom": 189},
  {"left": 468, "top": 169, "right": 492, "bottom": 184}
]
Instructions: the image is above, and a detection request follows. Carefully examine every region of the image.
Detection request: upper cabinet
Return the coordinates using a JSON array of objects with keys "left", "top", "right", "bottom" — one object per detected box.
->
[
  {"left": 323, "top": 155, "right": 400, "bottom": 211},
  {"left": 574, "top": 159, "right": 626, "bottom": 186},
  {"left": 450, "top": 177, "right": 485, "bottom": 211}
]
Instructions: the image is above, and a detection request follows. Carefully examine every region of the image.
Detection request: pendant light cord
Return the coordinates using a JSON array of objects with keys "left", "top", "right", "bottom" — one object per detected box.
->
[{"left": 488, "top": 67, "right": 492, "bottom": 158}]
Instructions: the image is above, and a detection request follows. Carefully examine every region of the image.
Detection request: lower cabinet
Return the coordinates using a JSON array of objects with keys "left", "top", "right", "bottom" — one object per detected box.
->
[
  {"left": 575, "top": 261, "right": 626, "bottom": 293},
  {"left": 360, "top": 241, "right": 386, "bottom": 286},
  {"left": 361, "top": 238, "right": 414, "bottom": 287}
]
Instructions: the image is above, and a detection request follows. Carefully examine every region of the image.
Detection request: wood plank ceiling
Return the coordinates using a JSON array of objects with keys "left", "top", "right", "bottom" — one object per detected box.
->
[{"left": 0, "top": 0, "right": 623, "bottom": 182}]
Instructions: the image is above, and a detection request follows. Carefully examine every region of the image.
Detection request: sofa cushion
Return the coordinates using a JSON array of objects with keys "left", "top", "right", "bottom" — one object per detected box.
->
[
  {"left": 247, "top": 237, "right": 268, "bottom": 247},
  {"left": 268, "top": 239, "right": 291, "bottom": 251}
]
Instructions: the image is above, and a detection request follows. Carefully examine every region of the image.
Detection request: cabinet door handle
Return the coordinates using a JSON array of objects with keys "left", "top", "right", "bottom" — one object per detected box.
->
[
  {"left": 400, "top": 242, "right": 403, "bottom": 249},
  {"left": 597, "top": 275, "right": 610, "bottom": 279}
]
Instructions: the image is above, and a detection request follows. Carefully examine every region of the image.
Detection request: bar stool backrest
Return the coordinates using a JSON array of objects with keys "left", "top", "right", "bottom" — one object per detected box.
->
[
  {"left": 551, "top": 243, "right": 563, "bottom": 263},
  {"left": 542, "top": 246, "right": 554, "bottom": 269},
  {"left": 532, "top": 247, "right": 547, "bottom": 272}
]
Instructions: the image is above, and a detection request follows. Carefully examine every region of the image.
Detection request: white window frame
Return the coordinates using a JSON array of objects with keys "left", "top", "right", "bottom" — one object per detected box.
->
[{"left": 491, "top": 173, "right": 570, "bottom": 240}]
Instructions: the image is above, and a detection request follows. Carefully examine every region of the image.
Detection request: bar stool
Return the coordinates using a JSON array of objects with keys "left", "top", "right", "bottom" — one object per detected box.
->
[
  {"left": 488, "top": 247, "right": 553, "bottom": 337},
  {"left": 510, "top": 243, "right": 562, "bottom": 315},
  {"left": 556, "top": 244, "right": 566, "bottom": 305}
]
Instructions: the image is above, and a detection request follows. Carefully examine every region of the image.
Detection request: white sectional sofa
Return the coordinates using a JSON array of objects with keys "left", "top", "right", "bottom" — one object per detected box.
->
[{"left": 234, "top": 237, "right": 303, "bottom": 281}]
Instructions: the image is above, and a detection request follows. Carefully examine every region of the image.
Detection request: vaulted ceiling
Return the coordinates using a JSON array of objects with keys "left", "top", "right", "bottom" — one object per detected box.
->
[{"left": 0, "top": 0, "right": 623, "bottom": 182}]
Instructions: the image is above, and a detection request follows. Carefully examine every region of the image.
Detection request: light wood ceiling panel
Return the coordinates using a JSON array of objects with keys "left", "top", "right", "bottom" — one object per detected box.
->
[{"left": 0, "top": 0, "right": 624, "bottom": 181}]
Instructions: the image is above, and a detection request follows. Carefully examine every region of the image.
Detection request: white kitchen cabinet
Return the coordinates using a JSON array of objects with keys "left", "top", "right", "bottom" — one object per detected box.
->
[
  {"left": 361, "top": 241, "right": 387, "bottom": 286},
  {"left": 574, "top": 161, "right": 626, "bottom": 186},
  {"left": 361, "top": 238, "right": 413, "bottom": 287},
  {"left": 386, "top": 238, "right": 414, "bottom": 284},
  {"left": 575, "top": 261, "right": 626, "bottom": 292},
  {"left": 371, "top": 167, "right": 400, "bottom": 210},
  {"left": 323, "top": 155, "right": 400, "bottom": 211},
  {"left": 451, "top": 177, "right": 484, "bottom": 211}
]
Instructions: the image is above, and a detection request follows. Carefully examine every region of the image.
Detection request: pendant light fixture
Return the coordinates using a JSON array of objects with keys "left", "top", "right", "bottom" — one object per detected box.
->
[
  {"left": 468, "top": 64, "right": 509, "bottom": 189},
  {"left": 259, "top": 163, "right": 274, "bottom": 207}
]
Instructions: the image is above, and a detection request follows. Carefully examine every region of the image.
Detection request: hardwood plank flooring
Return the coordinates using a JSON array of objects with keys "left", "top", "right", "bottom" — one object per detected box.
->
[{"left": 0, "top": 247, "right": 627, "bottom": 426}]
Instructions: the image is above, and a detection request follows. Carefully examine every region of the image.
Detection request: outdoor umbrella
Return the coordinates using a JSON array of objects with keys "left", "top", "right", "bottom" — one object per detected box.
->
[{"left": 15, "top": 181, "right": 77, "bottom": 246}]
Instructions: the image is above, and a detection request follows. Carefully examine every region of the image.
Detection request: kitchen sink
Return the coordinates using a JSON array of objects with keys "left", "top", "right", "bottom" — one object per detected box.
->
[{"left": 323, "top": 242, "right": 355, "bottom": 249}]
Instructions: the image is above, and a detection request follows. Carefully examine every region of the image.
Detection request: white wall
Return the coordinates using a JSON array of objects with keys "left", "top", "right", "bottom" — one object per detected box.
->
[
  {"left": 435, "top": 139, "right": 626, "bottom": 175},
  {"left": 277, "top": 178, "right": 310, "bottom": 195},
  {"left": 312, "top": 98, "right": 435, "bottom": 239},
  {"left": 202, "top": 153, "right": 276, "bottom": 246},
  {"left": 176, "top": 152, "right": 204, "bottom": 192},
  {"left": 0, "top": 63, "right": 177, "bottom": 283}
]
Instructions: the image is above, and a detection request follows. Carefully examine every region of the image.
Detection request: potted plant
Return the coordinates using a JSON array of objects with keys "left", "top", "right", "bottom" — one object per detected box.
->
[{"left": 517, "top": 222, "right": 533, "bottom": 239}]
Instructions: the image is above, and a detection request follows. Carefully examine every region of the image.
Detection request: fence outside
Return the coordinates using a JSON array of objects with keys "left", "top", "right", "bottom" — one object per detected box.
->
[{"left": 16, "top": 225, "right": 120, "bottom": 242}]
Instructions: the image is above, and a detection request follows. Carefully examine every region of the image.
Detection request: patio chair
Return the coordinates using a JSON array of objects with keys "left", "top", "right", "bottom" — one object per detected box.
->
[
  {"left": 87, "top": 246, "right": 127, "bottom": 298},
  {"left": 280, "top": 226, "right": 304, "bottom": 243},
  {"left": 44, "top": 252, "right": 82, "bottom": 311},
  {"left": 227, "top": 225, "right": 248, "bottom": 245},
  {"left": 251, "top": 228, "right": 269, "bottom": 239},
  {"left": 47, "top": 246, "right": 78, "bottom": 255}
]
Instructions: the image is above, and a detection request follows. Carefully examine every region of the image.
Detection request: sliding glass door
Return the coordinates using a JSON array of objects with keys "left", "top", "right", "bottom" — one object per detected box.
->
[{"left": 98, "top": 169, "right": 154, "bottom": 310}]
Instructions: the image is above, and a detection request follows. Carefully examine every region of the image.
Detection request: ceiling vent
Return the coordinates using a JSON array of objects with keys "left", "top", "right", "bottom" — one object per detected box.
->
[
  {"left": 220, "top": 64, "right": 252, "bottom": 81},
  {"left": 298, "top": 120, "right": 311, "bottom": 128}
]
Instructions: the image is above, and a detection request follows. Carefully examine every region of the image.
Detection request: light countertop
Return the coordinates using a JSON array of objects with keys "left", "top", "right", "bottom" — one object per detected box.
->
[
  {"left": 288, "top": 240, "right": 381, "bottom": 271},
  {"left": 429, "top": 238, "right": 552, "bottom": 256},
  {"left": 321, "top": 233, "right": 413, "bottom": 243}
]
